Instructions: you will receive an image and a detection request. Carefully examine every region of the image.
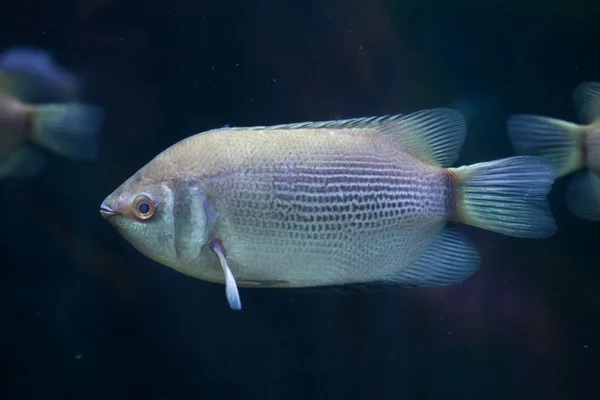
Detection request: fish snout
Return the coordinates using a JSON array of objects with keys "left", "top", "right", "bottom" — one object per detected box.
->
[{"left": 100, "top": 199, "right": 120, "bottom": 219}]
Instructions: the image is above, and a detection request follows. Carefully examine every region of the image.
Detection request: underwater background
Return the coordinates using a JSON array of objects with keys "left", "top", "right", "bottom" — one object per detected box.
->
[{"left": 1, "top": 0, "right": 599, "bottom": 399}]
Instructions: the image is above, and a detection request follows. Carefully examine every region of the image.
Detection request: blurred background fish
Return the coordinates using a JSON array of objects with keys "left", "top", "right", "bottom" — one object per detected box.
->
[
  {"left": 0, "top": 46, "right": 104, "bottom": 179},
  {"left": 507, "top": 82, "right": 600, "bottom": 221},
  {"left": 0, "top": 47, "right": 81, "bottom": 102}
]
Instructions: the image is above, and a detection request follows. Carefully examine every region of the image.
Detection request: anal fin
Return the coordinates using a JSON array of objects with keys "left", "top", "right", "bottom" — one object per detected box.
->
[
  {"left": 565, "top": 170, "right": 600, "bottom": 221},
  {"left": 387, "top": 225, "right": 481, "bottom": 287}
]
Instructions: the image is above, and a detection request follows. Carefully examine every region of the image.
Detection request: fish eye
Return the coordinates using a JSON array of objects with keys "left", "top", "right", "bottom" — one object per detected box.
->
[{"left": 132, "top": 194, "right": 155, "bottom": 220}]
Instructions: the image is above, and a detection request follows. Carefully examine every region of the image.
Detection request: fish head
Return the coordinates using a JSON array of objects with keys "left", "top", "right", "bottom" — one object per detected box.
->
[{"left": 100, "top": 169, "right": 218, "bottom": 270}]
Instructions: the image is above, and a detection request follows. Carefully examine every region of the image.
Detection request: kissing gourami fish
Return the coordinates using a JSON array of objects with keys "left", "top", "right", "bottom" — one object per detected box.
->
[
  {"left": 507, "top": 82, "right": 600, "bottom": 221},
  {"left": 100, "top": 108, "right": 557, "bottom": 310},
  {"left": 0, "top": 70, "right": 103, "bottom": 179}
]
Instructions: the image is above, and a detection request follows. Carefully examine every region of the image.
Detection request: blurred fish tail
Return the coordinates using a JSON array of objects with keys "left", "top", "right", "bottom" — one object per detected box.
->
[
  {"left": 565, "top": 171, "right": 600, "bottom": 221},
  {"left": 506, "top": 114, "right": 585, "bottom": 178},
  {"left": 30, "top": 102, "right": 104, "bottom": 161},
  {"left": 450, "top": 156, "right": 557, "bottom": 238},
  {"left": 0, "top": 145, "right": 45, "bottom": 179}
]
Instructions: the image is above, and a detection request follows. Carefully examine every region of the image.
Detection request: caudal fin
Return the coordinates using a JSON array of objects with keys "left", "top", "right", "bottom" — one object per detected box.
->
[
  {"left": 506, "top": 114, "right": 585, "bottom": 178},
  {"left": 565, "top": 170, "right": 600, "bottom": 221},
  {"left": 450, "top": 156, "right": 557, "bottom": 238},
  {"left": 30, "top": 102, "right": 104, "bottom": 161}
]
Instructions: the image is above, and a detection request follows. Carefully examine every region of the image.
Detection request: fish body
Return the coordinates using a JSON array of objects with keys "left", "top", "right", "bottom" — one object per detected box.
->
[
  {"left": 101, "top": 108, "right": 557, "bottom": 310},
  {"left": 160, "top": 125, "right": 449, "bottom": 288},
  {"left": 507, "top": 82, "right": 600, "bottom": 221},
  {"left": 0, "top": 48, "right": 103, "bottom": 179}
]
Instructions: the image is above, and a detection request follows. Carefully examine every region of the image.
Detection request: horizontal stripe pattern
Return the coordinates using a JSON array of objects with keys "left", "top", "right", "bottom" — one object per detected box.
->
[{"left": 212, "top": 156, "right": 449, "bottom": 239}]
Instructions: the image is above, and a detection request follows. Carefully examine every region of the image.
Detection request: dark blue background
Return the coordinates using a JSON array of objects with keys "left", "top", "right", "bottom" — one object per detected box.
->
[{"left": 1, "top": 1, "right": 599, "bottom": 399}]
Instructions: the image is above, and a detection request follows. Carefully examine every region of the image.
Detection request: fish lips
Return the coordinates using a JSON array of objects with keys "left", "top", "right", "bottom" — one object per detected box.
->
[{"left": 99, "top": 201, "right": 120, "bottom": 219}]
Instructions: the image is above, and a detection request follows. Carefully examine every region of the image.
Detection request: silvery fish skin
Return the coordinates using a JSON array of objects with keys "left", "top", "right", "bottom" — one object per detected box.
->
[
  {"left": 507, "top": 81, "right": 600, "bottom": 221},
  {"left": 100, "top": 108, "right": 557, "bottom": 310}
]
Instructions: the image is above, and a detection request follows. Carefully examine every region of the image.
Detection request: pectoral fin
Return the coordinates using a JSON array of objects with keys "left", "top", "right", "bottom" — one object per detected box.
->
[
  {"left": 173, "top": 181, "right": 218, "bottom": 263},
  {"left": 210, "top": 239, "right": 242, "bottom": 311}
]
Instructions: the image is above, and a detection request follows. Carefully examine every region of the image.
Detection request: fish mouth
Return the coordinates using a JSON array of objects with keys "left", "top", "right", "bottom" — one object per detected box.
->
[{"left": 100, "top": 202, "right": 120, "bottom": 219}]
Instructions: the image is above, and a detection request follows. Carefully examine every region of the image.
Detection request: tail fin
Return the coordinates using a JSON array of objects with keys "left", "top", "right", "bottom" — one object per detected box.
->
[
  {"left": 506, "top": 114, "right": 585, "bottom": 178},
  {"left": 565, "top": 170, "right": 600, "bottom": 221},
  {"left": 450, "top": 156, "right": 557, "bottom": 239},
  {"left": 30, "top": 102, "right": 104, "bottom": 161}
]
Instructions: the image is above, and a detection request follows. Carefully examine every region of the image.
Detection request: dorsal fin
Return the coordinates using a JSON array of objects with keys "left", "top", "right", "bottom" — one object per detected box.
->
[
  {"left": 573, "top": 81, "right": 600, "bottom": 124},
  {"left": 371, "top": 108, "right": 467, "bottom": 167},
  {"left": 222, "top": 108, "right": 467, "bottom": 167}
]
